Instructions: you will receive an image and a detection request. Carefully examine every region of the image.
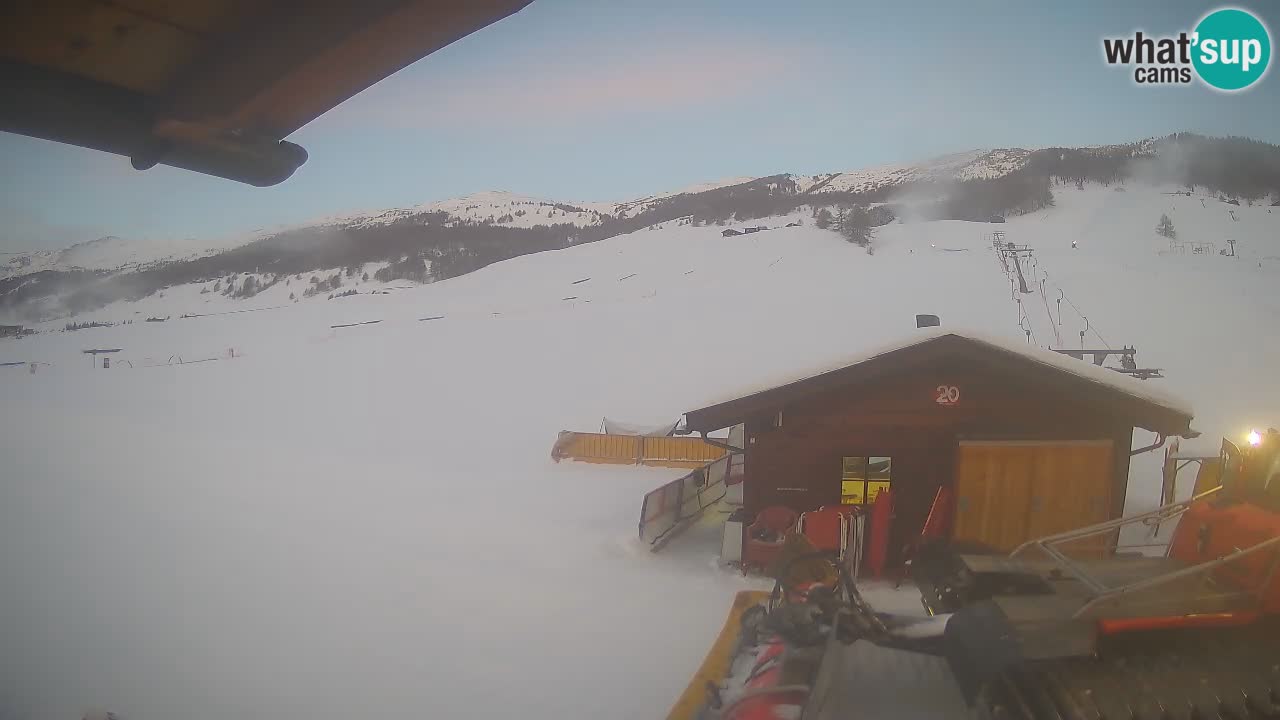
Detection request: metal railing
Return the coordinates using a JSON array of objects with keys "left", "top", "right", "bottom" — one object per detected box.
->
[
  {"left": 844, "top": 511, "right": 866, "bottom": 581},
  {"left": 1004, "top": 485, "right": 1280, "bottom": 618},
  {"left": 639, "top": 453, "right": 735, "bottom": 551},
  {"left": 1009, "top": 485, "right": 1224, "bottom": 566},
  {"left": 1073, "top": 534, "right": 1280, "bottom": 619}
]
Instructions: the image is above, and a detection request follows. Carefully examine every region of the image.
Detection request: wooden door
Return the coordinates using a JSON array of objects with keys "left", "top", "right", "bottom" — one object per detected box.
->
[
  {"left": 953, "top": 443, "right": 1034, "bottom": 551},
  {"left": 1025, "top": 442, "right": 1113, "bottom": 551},
  {"left": 954, "top": 441, "right": 1113, "bottom": 553}
]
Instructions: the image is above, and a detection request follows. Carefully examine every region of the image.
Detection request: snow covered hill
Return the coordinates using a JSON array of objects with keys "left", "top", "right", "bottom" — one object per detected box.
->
[
  {"left": 0, "top": 178, "right": 769, "bottom": 281},
  {"left": 2, "top": 180, "right": 1277, "bottom": 720},
  {"left": 803, "top": 148, "right": 1034, "bottom": 194},
  {"left": 0, "top": 234, "right": 240, "bottom": 279},
  {"left": 306, "top": 190, "right": 617, "bottom": 232},
  {"left": 0, "top": 142, "right": 1127, "bottom": 283},
  {"left": 608, "top": 176, "right": 763, "bottom": 216},
  {"left": 9, "top": 136, "right": 1274, "bottom": 326}
]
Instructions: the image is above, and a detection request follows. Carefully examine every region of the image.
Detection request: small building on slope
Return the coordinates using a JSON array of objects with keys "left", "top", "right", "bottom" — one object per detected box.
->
[{"left": 682, "top": 330, "right": 1195, "bottom": 566}]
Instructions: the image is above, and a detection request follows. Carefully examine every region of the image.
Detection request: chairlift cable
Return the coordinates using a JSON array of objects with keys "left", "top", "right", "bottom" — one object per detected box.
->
[
  {"left": 1058, "top": 285, "right": 1112, "bottom": 350},
  {"left": 1038, "top": 278, "right": 1061, "bottom": 346}
]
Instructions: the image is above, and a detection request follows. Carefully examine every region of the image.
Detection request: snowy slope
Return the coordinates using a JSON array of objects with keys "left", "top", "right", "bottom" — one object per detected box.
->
[
  {"left": 0, "top": 135, "right": 1213, "bottom": 286},
  {"left": 1, "top": 234, "right": 242, "bottom": 279},
  {"left": 609, "top": 176, "right": 761, "bottom": 216},
  {"left": 2, "top": 182, "right": 1279, "bottom": 720},
  {"left": 809, "top": 148, "right": 1032, "bottom": 194},
  {"left": 310, "top": 190, "right": 614, "bottom": 231},
  {"left": 2, "top": 194, "right": 603, "bottom": 282},
  {"left": 0, "top": 146, "right": 1046, "bottom": 281},
  {"left": 0, "top": 181, "right": 741, "bottom": 281},
  {"left": 264, "top": 179, "right": 775, "bottom": 238}
]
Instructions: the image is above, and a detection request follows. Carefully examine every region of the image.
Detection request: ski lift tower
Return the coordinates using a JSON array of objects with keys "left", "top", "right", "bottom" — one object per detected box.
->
[
  {"left": 1050, "top": 345, "right": 1164, "bottom": 380},
  {"left": 995, "top": 236, "right": 1036, "bottom": 294}
]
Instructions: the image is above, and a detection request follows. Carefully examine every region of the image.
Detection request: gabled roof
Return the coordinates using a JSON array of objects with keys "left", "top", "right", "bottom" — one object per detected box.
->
[
  {"left": 1, "top": 1, "right": 531, "bottom": 186},
  {"left": 683, "top": 329, "right": 1195, "bottom": 437}
]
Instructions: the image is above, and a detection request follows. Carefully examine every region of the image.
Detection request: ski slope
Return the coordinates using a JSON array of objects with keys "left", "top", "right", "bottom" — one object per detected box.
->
[{"left": 1, "top": 183, "right": 1278, "bottom": 720}]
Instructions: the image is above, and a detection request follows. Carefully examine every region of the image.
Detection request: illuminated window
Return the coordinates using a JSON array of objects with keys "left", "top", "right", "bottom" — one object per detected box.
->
[
  {"left": 841, "top": 455, "right": 892, "bottom": 505},
  {"left": 867, "top": 456, "right": 892, "bottom": 504},
  {"left": 841, "top": 457, "right": 866, "bottom": 505}
]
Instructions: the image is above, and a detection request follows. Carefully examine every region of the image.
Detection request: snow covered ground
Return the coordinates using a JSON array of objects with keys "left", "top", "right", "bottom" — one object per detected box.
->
[{"left": 2, "top": 182, "right": 1278, "bottom": 719}]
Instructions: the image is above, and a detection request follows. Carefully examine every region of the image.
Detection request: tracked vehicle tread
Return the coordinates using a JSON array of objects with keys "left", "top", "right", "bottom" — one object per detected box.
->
[{"left": 977, "top": 622, "right": 1280, "bottom": 719}]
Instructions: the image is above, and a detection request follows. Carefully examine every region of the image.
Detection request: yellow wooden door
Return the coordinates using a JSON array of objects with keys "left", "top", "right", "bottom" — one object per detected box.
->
[
  {"left": 1025, "top": 442, "right": 1113, "bottom": 556},
  {"left": 954, "top": 442, "right": 1113, "bottom": 553},
  {"left": 953, "top": 444, "right": 1034, "bottom": 552}
]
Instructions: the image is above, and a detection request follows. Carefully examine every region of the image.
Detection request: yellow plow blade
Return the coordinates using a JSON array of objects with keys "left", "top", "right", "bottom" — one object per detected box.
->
[{"left": 666, "top": 590, "right": 770, "bottom": 720}]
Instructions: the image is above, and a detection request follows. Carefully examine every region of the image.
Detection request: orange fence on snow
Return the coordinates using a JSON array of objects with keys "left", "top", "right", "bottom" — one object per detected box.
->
[{"left": 550, "top": 431, "right": 727, "bottom": 469}]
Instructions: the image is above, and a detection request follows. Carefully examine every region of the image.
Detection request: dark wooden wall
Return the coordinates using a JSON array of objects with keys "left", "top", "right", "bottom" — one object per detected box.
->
[{"left": 741, "top": 355, "right": 1140, "bottom": 566}]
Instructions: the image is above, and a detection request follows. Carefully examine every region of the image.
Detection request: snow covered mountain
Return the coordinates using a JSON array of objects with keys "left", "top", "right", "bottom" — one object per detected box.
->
[
  {"left": 797, "top": 148, "right": 1036, "bottom": 194},
  {"left": 3, "top": 133, "right": 1277, "bottom": 326},
  {"left": 1, "top": 235, "right": 223, "bottom": 278},
  {"left": 0, "top": 146, "right": 1058, "bottom": 280}
]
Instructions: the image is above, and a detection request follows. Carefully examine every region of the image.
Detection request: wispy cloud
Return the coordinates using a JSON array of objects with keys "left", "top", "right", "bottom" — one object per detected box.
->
[{"left": 332, "top": 37, "right": 815, "bottom": 129}]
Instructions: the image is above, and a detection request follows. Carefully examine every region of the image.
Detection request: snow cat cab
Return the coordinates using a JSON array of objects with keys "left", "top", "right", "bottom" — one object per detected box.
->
[{"left": 676, "top": 429, "right": 1280, "bottom": 720}]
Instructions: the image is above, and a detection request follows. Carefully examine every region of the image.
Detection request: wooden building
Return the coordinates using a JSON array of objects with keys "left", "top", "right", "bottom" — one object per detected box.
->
[{"left": 683, "top": 331, "right": 1195, "bottom": 566}]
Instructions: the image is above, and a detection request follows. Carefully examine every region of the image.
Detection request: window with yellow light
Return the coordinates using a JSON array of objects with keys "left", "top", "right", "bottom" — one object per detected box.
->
[{"left": 841, "top": 455, "right": 892, "bottom": 505}]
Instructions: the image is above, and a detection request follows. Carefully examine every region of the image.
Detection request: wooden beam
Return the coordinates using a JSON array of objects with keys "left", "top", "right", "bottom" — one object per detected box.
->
[{"left": 159, "top": 0, "right": 532, "bottom": 137}]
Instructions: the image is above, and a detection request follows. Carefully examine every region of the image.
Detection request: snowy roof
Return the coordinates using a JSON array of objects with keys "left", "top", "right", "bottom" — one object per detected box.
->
[{"left": 683, "top": 328, "right": 1194, "bottom": 435}]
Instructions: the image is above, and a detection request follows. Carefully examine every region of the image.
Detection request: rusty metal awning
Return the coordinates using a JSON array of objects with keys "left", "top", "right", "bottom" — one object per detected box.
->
[{"left": 1, "top": 0, "right": 532, "bottom": 186}]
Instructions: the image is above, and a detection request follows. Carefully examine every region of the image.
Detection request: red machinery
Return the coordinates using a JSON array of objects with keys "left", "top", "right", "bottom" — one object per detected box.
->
[{"left": 686, "top": 428, "right": 1280, "bottom": 720}]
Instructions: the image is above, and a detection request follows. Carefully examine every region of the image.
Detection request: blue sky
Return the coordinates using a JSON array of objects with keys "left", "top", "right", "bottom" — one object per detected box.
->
[{"left": 2, "top": 0, "right": 1278, "bottom": 251}]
